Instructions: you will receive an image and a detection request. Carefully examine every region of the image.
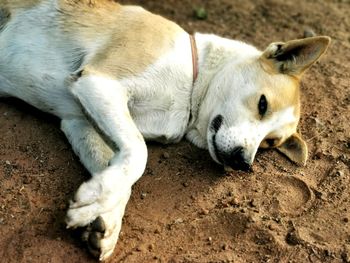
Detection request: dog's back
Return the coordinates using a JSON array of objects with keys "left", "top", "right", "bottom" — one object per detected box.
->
[{"left": 0, "top": 0, "right": 187, "bottom": 117}]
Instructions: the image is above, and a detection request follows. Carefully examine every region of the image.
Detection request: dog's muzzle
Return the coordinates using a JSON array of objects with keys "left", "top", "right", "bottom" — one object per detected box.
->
[{"left": 210, "top": 115, "right": 252, "bottom": 172}]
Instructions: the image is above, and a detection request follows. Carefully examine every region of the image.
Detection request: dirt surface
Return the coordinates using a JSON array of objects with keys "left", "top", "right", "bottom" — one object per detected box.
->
[{"left": 1, "top": 0, "right": 349, "bottom": 262}]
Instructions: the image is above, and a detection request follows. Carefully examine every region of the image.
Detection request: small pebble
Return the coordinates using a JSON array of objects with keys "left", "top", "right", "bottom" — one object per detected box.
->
[
  {"left": 5, "top": 160, "right": 10, "bottom": 165},
  {"left": 249, "top": 199, "right": 257, "bottom": 208},
  {"left": 335, "top": 170, "right": 344, "bottom": 177},
  {"left": 182, "top": 182, "right": 189, "bottom": 187},
  {"left": 314, "top": 150, "right": 324, "bottom": 159},
  {"left": 174, "top": 218, "right": 183, "bottom": 224},
  {"left": 162, "top": 152, "right": 170, "bottom": 159},
  {"left": 229, "top": 198, "right": 239, "bottom": 206},
  {"left": 136, "top": 245, "right": 147, "bottom": 253},
  {"left": 148, "top": 244, "right": 155, "bottom": 251},
  {"left": 222, "top": 243, "right": 228, "bottom": 250},
  {"left": 240, "top": 208, "right": 247, "bottom": 213},
  {"left": 261, "top": 215, "right": 270, "bottom": 221},
  {"left": 141, "top": 192, "right": 147, "bottom": 199},
  {"left": 200, "top": 208, "right": 209, "bottom": 215}
]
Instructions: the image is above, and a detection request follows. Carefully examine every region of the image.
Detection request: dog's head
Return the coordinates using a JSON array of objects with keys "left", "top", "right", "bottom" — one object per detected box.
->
[{"left": 203, "top": 36, "right": 330, "bottom": 171}]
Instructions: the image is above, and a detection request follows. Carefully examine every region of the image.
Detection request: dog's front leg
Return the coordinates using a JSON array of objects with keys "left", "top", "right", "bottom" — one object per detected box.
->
[{"left": 65, "top": 74, "right": 148, "bottom": 260}]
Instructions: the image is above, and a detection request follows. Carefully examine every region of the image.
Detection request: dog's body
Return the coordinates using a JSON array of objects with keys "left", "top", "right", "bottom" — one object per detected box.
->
[{"left": 0, "top": 0, "right": 330, "bottom": 260}]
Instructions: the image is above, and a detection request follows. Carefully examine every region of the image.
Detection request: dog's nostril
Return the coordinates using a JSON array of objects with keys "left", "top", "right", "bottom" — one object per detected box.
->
[
  {"left": 231, "top": 146, "right": 244, "bottom": 157},
  {"left": 210, "top": 115, "right": 223, "bottom": 133}
]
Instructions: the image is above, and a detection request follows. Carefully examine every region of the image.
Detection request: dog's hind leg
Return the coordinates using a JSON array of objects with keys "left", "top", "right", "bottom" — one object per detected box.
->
[
  {"left": 65, "top": 73, "right": 148, "bottom": 260},
  {"left": 61, "top": 118, "right": 114, "bottom": 175}
]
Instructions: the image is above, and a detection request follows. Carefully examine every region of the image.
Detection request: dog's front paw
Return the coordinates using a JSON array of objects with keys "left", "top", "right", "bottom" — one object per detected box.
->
[{"left": 66, "top": 175, "right": 131, "bottom": 260}]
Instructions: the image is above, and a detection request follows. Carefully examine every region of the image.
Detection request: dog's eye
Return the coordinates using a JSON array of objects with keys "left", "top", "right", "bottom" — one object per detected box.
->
[{"left": 258, "top": 95, "right": 268, "bottom": 117}]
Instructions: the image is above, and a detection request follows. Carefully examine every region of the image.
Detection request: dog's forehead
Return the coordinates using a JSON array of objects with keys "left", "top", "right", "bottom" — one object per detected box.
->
[{"left": 230, "top": 61, "right": 300, "bottom": 107}]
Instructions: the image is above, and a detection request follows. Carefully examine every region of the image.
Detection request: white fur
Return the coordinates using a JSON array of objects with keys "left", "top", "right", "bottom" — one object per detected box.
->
[{"left": 0, "top": 2, "right": 301, "bottom": 260}]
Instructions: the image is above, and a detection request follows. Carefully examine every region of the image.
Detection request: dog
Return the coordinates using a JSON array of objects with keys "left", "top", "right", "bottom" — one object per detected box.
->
[{"left": 0, "top": 0, "right": 330, "bottom": 260}]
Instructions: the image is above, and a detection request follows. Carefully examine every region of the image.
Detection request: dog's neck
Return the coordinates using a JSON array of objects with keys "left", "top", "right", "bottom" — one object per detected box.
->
[{"left": 188, "top": 33, "right": 235, "bottom": 128}]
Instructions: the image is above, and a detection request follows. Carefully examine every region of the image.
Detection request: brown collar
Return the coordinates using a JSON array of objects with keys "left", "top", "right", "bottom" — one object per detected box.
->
[{"left": 189, "top": 34, "right": 198, "bottom": 85}]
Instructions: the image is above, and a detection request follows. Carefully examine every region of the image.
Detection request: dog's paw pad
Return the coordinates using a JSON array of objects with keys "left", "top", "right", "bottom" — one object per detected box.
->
[
  {"left": 91, "top": 216, "right": 106, "bottom": 233},
  {"left": 81, "top": 216, "right": 106, "bottom": 259},
  {"left": 87, "top": 232, "right": 103, "bottom": 258}
]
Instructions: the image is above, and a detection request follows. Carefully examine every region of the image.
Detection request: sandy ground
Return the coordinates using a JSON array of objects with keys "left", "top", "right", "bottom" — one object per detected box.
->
[{"left": 0, "top": 0, "right": 349, "bottom": 262}]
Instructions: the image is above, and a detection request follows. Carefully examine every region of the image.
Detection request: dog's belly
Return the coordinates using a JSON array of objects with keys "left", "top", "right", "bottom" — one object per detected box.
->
[{"left": 0, "top": 4, "right": 84, "bottom": 118}]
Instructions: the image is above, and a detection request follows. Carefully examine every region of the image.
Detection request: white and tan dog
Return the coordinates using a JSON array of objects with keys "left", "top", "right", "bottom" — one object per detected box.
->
[{"left": 0, "top": 0, "right": 330, "bottom": 260}]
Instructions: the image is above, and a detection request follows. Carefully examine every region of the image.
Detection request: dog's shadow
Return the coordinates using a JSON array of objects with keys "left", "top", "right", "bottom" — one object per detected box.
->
[{"left": 0, "top": 98, "right": 265, "bottom": 262}]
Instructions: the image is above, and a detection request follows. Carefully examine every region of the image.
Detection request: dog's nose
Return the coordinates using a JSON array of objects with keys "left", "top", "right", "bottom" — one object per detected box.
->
[{"left": 221, "top": 146, "right": 252, "bottom": 172}]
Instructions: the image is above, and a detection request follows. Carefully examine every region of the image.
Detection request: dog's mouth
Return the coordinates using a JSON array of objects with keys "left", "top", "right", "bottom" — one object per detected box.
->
[
  {"left": 209, "top": 115, "right": 224, "bottom": 164},
  {"left": 212, "top": 134, "right": 223, "bottom": 164}
]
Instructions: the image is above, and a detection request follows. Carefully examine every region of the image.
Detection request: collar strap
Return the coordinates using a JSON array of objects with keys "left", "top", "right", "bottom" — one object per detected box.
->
[{"left": 189, "top": 34, "right": 198, "bottom": 85}]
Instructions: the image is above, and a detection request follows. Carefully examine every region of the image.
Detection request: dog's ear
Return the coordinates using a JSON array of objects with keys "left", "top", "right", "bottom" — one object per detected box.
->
[
  {"left": 276, "top": 133, "right": 308, "bottom": 166},
  {"left": 260, "top": 36, "right": 330, "bottom": 77}
]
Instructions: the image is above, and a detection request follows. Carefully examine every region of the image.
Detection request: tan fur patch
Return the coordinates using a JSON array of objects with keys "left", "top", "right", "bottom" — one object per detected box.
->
[
  {"left": 261, "top": 74, "right": 300, "bottom": 118},
  {"left": 58, "top": 1, "right": 185, "bottom": 78},
  {"left": 245, "top": 62, "right": 300, "bottom": 121},
  {"left": 0, "top": 0, "right": 42, "bottom": 10}
]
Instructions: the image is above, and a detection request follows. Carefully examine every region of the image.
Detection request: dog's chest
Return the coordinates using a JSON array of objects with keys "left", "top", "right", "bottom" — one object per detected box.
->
[{"left": 123, "top": 51, "right": 194, "bottom": 143}]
